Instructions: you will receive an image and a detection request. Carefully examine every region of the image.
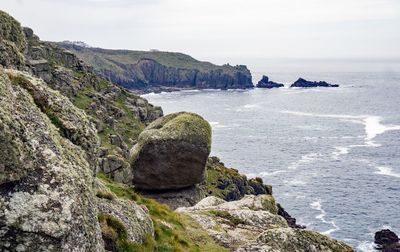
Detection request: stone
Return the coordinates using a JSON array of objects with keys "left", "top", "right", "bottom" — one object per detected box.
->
[
  {"left": 176, "top": 195, "right": 288, "bottom": 250},
  {"left": 131, "top": 112, "right": 212, "bottom": 190},
  {"left": 95, "top": 180, "right": 154, "bottom": 244},
  {"left": 277, "top": 203, "right": 306, "bottom": 229},
  {"left": 375, "top": 229, "right": 400, "bottom": 252},
  {"left": 0, "top": 68, "right": 104, "bottom": 251},
  {"left": 237, "top": 228, "right": 354, "bottom": 252},
  {"left": 290, "top": 78, "right": 339, "bottom": 88},
  {"left": 139, "top": 185, "right": 205, "bottom": 210},
  {"left": 256, "top": 75, "right": 284, "bottom": 89}
]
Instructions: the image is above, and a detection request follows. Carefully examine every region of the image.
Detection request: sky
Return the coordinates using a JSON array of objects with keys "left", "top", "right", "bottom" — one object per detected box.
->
[{"left": 2, "top": 0, "right": 400, "bottom": 65}]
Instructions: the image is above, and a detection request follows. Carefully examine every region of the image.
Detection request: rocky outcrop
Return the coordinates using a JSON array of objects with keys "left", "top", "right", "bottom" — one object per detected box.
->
[
  {"left": 94, "top": 179, "right": 154, "bottom": 250},
  {"left": 0, "top": 68, "right": 104, "bottom": 251},
  {"left": 57, "top": 43, "right": 254, "bottom": 93},
  {"left": 237, "top": 228, "right": 354, "bottom": 252},
  {"left": 177, "top": 195, "right": 353, "bottom": 252},
  {"left": 277, "top": 204, "right": 306, "bottom": 229},
  {"left": 130, "top": 112, "right": 212, "bottom": 190},
  {"left": 256, "top": 75, "right": 284, "bottom": 89},
  {"left": 17, "top": 22, "right": 164, "bottom": 179},
  {"left": 176, "top": 195, "right": 288, "bottom": 250},
  {"left": 0, "top": 10, "right": 26, "bottom": 68},
  {"left": 201, "top": 156, "right": 272, "bottom": 201},
  {"left": 375, "top": 229, "right": 400, "bottom": 252},
  {"left": 290, "top": 78, "right": 339, "bottom": 88}
]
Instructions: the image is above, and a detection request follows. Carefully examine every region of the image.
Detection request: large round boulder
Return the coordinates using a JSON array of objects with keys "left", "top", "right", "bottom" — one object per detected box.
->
[{"left": 130, "top": 112, "right": 212, "bottom": 190}]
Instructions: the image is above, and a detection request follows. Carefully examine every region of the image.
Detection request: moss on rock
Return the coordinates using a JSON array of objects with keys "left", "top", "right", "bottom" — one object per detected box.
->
[
  {"left": 131, "top": 112, "right": 212, "bottom": 190},
  {"left": 201, "top": 156, "right": 273, "bottom": 201},
  {"left": 0, "top": 10, "right": 26, "bottom": 67}
]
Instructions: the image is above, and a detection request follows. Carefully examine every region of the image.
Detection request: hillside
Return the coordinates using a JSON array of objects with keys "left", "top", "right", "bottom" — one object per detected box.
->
[{"left": 58, "top": 42, "right": 253, "bottom": 93}]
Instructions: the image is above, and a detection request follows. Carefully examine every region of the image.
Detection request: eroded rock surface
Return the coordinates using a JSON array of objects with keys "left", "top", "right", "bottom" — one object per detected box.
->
[
  {"left": 131, "top": 112, "right": 212, "bottom": 190},
  {"left": 176, "top": 195, "right": 287, "bottom": 250},
  {"left": 0, "top": 68, "right": 104, "bottom": 251}
]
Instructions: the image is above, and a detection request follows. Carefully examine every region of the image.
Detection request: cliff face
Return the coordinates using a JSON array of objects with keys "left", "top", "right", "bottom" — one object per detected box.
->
[{"left": 57, "top": 43, "right": 254, "bottom": 93}]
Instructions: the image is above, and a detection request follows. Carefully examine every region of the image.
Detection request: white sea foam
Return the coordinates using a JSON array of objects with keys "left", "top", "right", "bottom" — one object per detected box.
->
[
  {"left": 258, "top": 170, "right": 287, "bottom": 176},
  {"left": 288, "top": 153, "right": 320, "bottom": 170},
  {"left": 281, "top": 110, "right": 400, "bottom": 151},
  {"left": 357, "top": 241, "right": 375, "bottom": 252},
  {"left": 331, "top": 146, "right": 350, "bottom": 158},
  {"left": 209, "top": 122, "right": 219, "bottom": 126},
  {"left": 375, "top": 166, "right": 400, "bottom": 178},
  {"left": 310, "top": 200, "right": 340, "bottom": 235},
  {"left": 243, "top": 104, "right": 258, "bottom": 108},
  {"left": 285, "top": 179, "right": 307, "bottom": 186}
]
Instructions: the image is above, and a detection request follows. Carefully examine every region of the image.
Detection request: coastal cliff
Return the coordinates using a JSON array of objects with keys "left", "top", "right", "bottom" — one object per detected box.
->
[
  {"left": 57, "top": 42, "right": 254, "bottom": 93},
  {"left": 0, "top": 10, "right": 354, "bottom": 252}
]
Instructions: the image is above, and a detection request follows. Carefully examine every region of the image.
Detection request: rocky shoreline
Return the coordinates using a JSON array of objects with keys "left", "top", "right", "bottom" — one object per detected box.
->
[{"left": 0, "top": 9, "right": 355, "bottom": 252}]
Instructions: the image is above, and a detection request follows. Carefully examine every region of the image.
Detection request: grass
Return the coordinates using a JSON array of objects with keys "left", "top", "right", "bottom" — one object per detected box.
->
[
  {"left": 73, "top": 92, "right": 93, "bottom": 110},
  {"left": 96, "top": 173, "right": 228, "bottom": 252}
]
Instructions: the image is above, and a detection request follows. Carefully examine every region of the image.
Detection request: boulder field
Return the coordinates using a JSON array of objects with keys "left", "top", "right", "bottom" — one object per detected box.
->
[{"left": 0, "top": 9, "right": 356, "bottom": 252}]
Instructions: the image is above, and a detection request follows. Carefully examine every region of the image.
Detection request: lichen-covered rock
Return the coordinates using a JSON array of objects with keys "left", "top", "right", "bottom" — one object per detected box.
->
[
  {"left": 0, "top": 68, "right": 104, "bottom": 251},
  {"left": 6, "top": 70, "right": 100, "bottom": 167},
  {"left": 236, "top": 228, "right": 354, "bottom": 252},
  {"left": 176, "top": 195, "right": 288, "bottom": 250},
  {"left": 94, "top": 180, "right": 154, "bottom": 245},
  {"left": 0, "top": 10, "right": 26, "bottom": 68},
  {"left": 131, "top": 112, "right": 212, "bottom": 190},
  {"left": 201, "top": 156, "right": 272, "bottom": 201}
]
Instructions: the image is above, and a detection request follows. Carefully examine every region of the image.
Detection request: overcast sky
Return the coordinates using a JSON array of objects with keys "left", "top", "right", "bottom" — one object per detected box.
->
[{"left": 2, "top": 0, "right": 400, "bottom": 64}]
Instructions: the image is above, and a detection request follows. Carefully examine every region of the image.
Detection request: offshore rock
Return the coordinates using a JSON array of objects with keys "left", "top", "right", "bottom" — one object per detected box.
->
[
  {"left": 375, "top": 229, "right": 400, "bottom": 252},
  {"left": 290, "top": 78, "right": 339, "bottom": 88},
  {"left": 256, "top": 75, "right": 284, "bottom": 88},
  {"left": 131, "top": 112, "right": 212, "bottom": 190}
]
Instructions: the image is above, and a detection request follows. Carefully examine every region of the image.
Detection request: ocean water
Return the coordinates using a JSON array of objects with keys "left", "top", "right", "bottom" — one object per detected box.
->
[{"left": 142, "top": 62, "right": 400, "bottom": 251}]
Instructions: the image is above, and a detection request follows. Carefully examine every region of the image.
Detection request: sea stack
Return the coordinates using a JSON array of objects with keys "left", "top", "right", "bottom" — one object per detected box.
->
[
  {"left": 290, "top": 78, "right": 339, "bottom": 88},
  {"left": 256, "top": 75, "right": 284, "bottom": 88}
]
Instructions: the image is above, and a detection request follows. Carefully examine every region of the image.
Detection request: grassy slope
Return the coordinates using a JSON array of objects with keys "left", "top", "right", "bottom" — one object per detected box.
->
[{"left": 97, "top": 173, "right": 228, "bottom": 252}]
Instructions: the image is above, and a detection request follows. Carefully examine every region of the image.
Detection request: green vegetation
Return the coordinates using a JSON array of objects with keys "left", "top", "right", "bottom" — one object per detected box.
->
[
  {"left": 142, "top": 112, "right": 212, "bottom": 150},
  {"left": 201, "top": 157, "right": 273, "bottom": 201},
  {"left": 97, "top": 173, "right": 228, "bottom": 252},
  {"left": 0, "top": 10, "right": 26, "bottom": 50},
  {"left": 96, "top": 190, "right": 115, "bottom": 200}
]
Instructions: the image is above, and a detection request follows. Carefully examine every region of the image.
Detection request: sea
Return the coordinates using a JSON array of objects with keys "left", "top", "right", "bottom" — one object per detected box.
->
[{"left": 142, "top": 58, "right": 400, "bottom": 251}]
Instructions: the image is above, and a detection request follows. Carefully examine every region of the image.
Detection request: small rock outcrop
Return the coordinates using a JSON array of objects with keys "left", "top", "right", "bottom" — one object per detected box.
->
[
  {"left": 0, "top": 10, "right": 26, "bottom": 68},
  {"left": 277, "top": 203, "right": 306, "bottom": 229},
  {"left": 176, "top": 195, "right": 288, "bottom": 249},
  {"left": 177, "top": 195, "right": 353, "bottom": 252},
  {"left": 201, "top": 156, "right": 272, "bottom": 201},
  {"left": 375, "top": 229, "right": 400, "bottom": 252},
  {"left": 290, "top": 78, "right": 339, "bottom": 88},
  {"left": 237, "top": 228, "right": 354, "bottom": 252},
  {"left": 256, "top": 75, "right": 284, "bottom": 89},
  {"left": 130, "top": 112, "right": 212, "bottom": 190}
]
